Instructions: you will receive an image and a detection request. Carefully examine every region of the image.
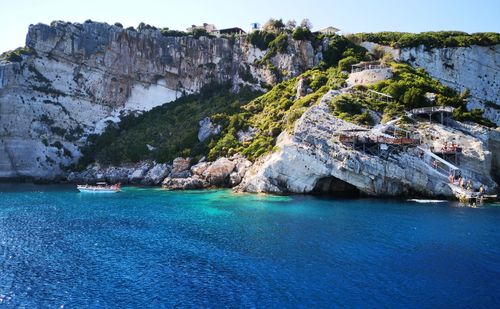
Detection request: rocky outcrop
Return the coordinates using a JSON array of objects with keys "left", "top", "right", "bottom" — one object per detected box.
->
[
  {"left": 198, "top": 117, "right": 221, "bottom": 142},
  {"left": 162, "top": 155, "right": 251, "bottom": 190},
  {"left": 203, "top": 157, "right": 235, "bottom": 186},
  {"left": 237, "top": 90, "right": 497, "bottom": 196},
  {"left": 161, "top": 176, "right": 206, "bottom": 190},
  {"left": 67, "top": 161, "right": 170, "bottom": 184},
  {"left": 346, "top": 67, "right": 393, "bottom": 86},
  {"left": 361, "top": 42, "right": 500, "bottom": 125},
  {"left": 142, "top": 163, "right": 170, "bottom": 185},
  {"left": 0, "top": 21, "right": 322, "bottom": 180}
]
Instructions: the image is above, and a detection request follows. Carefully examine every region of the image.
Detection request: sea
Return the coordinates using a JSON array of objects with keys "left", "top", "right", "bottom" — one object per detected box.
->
[{"left": 0, "top": 185, "right": 499, "bottom": 308}]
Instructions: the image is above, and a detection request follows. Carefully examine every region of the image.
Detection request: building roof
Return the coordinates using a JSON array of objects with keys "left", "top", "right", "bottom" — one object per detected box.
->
[
  {"left": 317, "top": 26, "right": 340, "bottom": 34},
  {"left": 218, "top": 27, "right": 246, "bottom": 34}
]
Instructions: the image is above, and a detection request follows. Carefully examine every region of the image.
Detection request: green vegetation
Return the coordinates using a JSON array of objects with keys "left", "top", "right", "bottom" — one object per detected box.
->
[
  {"left": 256, "top": 33, "right": 289, "bottom": 65},
  {"left": 292, "top": 27, "right": 313, "bottom": 41},
  {"left": 328, "top": 94, "right": 374, "bottom": 126},
  {"left": 351, "top": 31, "right": 500, "bottom": 48},
  {"left": 320, "top": 35, "right": 368, "bottom": 68},
  {"left": 337, "top": 62, "right": 495, "bottom": 127},
  {"left": 160, "top": 28, "right": 188, "bottom": 37},
  {"left": 76, "top": 84, "right": 261, "bottom": 168},
  {"left": 0, "top": 47, "right": 34, "bottom": 62},
  {"left": 208, "top": 68, "right": 348, "bottom": 161},
  {"left": 246, "top": 30, "right": 277, "bottom": 50}
]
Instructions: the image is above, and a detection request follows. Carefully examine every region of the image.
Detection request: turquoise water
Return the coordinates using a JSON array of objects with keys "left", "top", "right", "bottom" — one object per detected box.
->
[{"left": 0, "top": 185, "right": 499, "bottom": 308}]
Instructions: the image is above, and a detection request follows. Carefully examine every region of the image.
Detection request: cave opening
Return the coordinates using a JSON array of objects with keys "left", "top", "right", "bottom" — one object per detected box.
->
[{"left": 312, "top": 176, "right": 361, "bottom": 197}]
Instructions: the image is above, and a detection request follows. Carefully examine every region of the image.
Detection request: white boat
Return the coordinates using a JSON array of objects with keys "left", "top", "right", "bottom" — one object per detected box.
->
[{"left": 77, "top": 182, "right": 121, "bottom": 193}]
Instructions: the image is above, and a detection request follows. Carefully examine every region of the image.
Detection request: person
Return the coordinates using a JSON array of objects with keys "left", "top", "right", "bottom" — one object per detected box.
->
[
  {"left": 442, "top": 141, "right": 448, "bottom": 151},
  {"left": 466, "top": 179, "right": 473, "bottom": 191},
  {"left": 449, "top": 173, "right": 454, "bottom": 184},
  {"left": 419, "top": 151, "right": 424, "bottom": 159},
  {"left": 458, "top": 176, "right": 464, "bottom": 188},
  {"left": 478, "top": 184, "right": 485, "bottom": 197},
  {"left": 432, "top": 160, "right": 438, "bottom": 169},
  {"left": 451, "top": 142, "right": 457, "bottom": 152}
]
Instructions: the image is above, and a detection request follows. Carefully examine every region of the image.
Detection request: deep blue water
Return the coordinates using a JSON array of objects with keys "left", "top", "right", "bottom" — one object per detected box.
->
[{"left": 0, "top": 185, "right": 499, "bottom": 308}]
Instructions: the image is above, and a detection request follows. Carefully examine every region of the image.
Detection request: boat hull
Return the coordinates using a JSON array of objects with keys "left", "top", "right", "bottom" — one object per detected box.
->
[{"left": 77, "top": 187, "right": 120, "bottom": 193}]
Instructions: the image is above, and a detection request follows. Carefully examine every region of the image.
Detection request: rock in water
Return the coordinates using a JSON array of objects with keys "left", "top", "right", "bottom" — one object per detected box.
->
[
  {"left": 203, "top": 157, "right": 236, "bottom": 186},
  {"left": 142, "top": 163, "right": 171, "bottom": 185},
  {"left": 171, "top": 158, "right": 191, "bottom": 174},
  {"left": 128, "top": 162, "right": 153, "bottom": 184},
  {"left": 162, "top": 176, "right": 206, "bottom": 190}
]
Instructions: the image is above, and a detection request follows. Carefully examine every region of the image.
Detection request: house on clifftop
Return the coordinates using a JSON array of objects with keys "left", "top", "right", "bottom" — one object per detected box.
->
[
  {"left": 215, "top": 27, "right": 246, "bottom": 36},
  {"left": 317, "top": 26, "right": 340, "bottom": 35}
]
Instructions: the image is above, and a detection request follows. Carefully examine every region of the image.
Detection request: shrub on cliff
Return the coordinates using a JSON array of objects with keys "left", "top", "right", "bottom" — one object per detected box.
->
[
  {"left": 246, "top": 30, "right": 276, "bottom": 50},
  {"left": 328, "top": 94, "right": 374, "bottom": 126},
  {"left": 351, "top": 31, "right": 500, "bottom": 48},
  {"left": 292, "top": 27, "right": 313, "bottom": 41},
  {"left": 321, "top": 35, "right": 368, "bottom": 68},
  {"left": 0, "top": 47, "right": 34, "bottom": 62},
  {"left": 160, "top": 28, "right": 187, "bottom": 37}
]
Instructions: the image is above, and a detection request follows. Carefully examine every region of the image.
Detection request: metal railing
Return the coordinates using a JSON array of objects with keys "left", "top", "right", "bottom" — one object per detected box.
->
[{"left": 410, "top": 106, "right": 455, "bottom": 115}]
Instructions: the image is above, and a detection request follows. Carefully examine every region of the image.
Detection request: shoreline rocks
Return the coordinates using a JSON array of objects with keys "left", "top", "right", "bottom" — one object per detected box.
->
[{"left": 68, "top": 154, "right": 253, "bottom": 190}]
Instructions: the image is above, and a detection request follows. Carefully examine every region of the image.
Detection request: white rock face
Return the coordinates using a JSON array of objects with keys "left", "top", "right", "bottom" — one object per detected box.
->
[
  {"left": 0, "top": 21, "right": 322, "bottom": 180},
  {"left": 346, "top": 68, "right": 393, "bottom": 86},
  {"left": 124, "top": 79, "right": 179, "bottom": 111},
  {"left": 197, "top": 117, "right": 221, "bottom": 142},
  {"left": 237, "top": 91, "right": 496, "bottom": 196}
]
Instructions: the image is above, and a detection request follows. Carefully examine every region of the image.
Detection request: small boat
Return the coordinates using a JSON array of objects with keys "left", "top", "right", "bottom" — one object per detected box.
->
[{"left": 77, "top": 182, "right": 121, "bottom": 193}]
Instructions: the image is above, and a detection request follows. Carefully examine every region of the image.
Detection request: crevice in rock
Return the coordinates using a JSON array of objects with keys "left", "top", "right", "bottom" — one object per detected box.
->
[{"left": 311, "top": 176, "right": 361, "bottom": 197}]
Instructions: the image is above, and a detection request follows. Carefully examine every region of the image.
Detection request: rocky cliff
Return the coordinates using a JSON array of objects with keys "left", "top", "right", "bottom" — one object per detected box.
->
[
  {"left": 361, "top": 42, "right": 500, "bottom": 125},
  {"left": 237, "top": 90, "right": 498, "bottom": 196},
  {"left": 0, "top": 21, "right": 320, "bottom": 180}
]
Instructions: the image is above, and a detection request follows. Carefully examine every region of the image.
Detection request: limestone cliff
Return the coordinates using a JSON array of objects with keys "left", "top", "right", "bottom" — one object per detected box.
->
[
  {"left": 237, "top": 90, "right": 498, "bottom": 196},
  {"left": 0, "top": 21, "right": 319, "bottom": 180}
]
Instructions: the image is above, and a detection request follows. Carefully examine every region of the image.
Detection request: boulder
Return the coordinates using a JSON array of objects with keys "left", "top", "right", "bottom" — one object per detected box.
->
[
  {"left": 162, "top": 176, "right": 206, "bottom": 190},
  {"left": 190, "top": 162, "right": 211, "bottom": 176},
  {"left": 203, "top": 157, "right": 236, "bottom": 186},
  {"left": 141, "top": 163, "right": 171, "bottom": 185},
  {"left": 229, "top": 171, "right": 242, "bottom": 186},
  {"left": 171, "top": 157, "right": 191, "bottom": 174},
  {"left": 296, "top": 77, "right": 308, "bottom": 98},
  {"left": 104, "top": 166, "right": 131, "bottom": 184},
  {"left": 234, "top": 157, "right": 252, "bottom": 174},
  {"left": 198, "top": 117, "right": 221, "bottom": 142},
  {"left": 129, "top": 161, "right": 153, "bottom": 184},
  {"left": 170, "top": 170, "right": 191, "bottom": 179}
]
